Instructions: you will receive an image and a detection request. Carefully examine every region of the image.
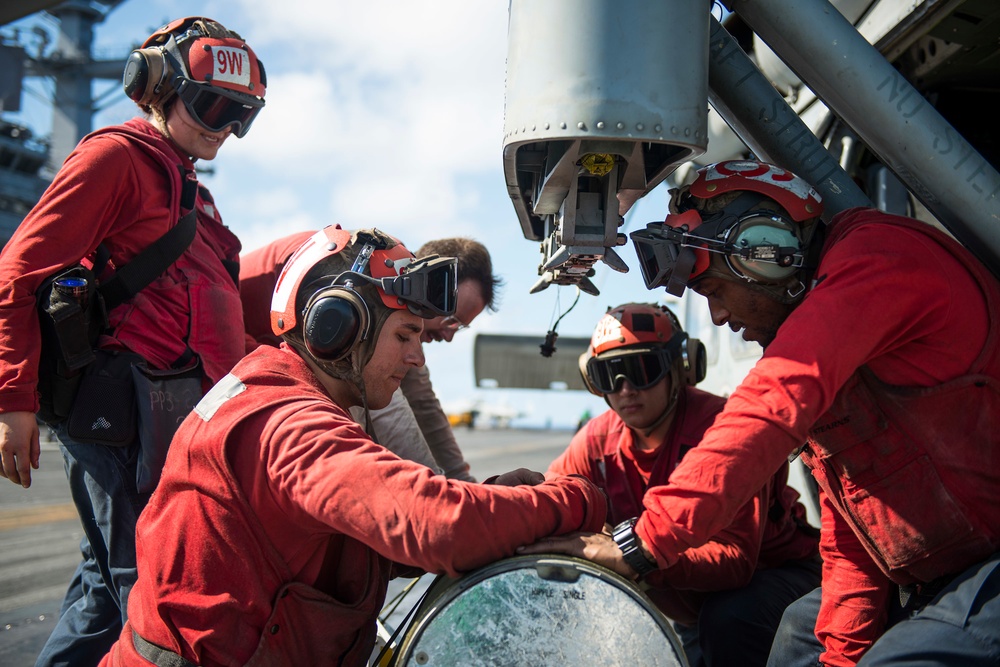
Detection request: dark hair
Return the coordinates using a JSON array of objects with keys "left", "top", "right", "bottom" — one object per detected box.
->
[{"left": 416, "top": 237, "right": 503, "bottom": 312}]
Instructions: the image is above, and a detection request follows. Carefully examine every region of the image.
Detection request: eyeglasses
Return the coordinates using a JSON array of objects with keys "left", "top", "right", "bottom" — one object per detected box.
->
[
  {"left": 174, "top": 78, "right": 264, "bottom": 138},
  {"left": 585, "top": 349, "right": 677, "bottom": 395},
  {"left": 439, "top": 315, "right": 469, "bottom": 332}
]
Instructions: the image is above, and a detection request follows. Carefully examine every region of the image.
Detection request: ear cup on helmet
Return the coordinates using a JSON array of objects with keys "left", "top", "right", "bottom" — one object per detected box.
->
[
  {"left": 579, "top": 350, "right": 601, "bottom": 396},
  {"left": 303, "top": 287, "right": 370, "bottom": 362},
  {"left": 724, "top": 213, "right": 803, "bottom": 283},
  {"left": 123, "top": 48, "right": 169, "bottom": 106},
  {"left": 681, "top": 337, "right": 707, "bottom": 386}
]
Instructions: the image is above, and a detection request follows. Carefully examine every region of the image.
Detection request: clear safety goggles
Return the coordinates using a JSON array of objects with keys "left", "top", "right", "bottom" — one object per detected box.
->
[
  {"left": 586, "top": 348, "right": 677, "bottom": 395},
  {"left": 334, "top": 254, "right": 458, "bottom": 319},
  {"left": 175, "top": 78, "right": 264, "bottom": 138}
]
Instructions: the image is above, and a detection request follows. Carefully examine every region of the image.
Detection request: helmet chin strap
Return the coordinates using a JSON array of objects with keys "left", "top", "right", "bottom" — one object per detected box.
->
[{"left": 347, "top": 349, "right": 380, "bottom": 444}]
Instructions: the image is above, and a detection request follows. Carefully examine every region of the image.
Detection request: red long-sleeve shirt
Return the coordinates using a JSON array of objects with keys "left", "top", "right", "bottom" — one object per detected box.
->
[
  {"left": 104, "top": 344, "right": 607, "bottom": 666},
  {"left": 548, "top": 385, "right": 817, "bottom": 624},
  {"left": 238, "top": 230, "right": 312, "bottom": 348},
  {"left": 0, "top": 119, "right": 244, "bottom": 413},
  {"left": 634, "top": 208, "right": 992, "bottom": 665}
]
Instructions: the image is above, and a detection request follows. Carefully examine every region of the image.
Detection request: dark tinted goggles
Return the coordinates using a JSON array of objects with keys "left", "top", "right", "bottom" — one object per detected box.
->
[
  {"left": 586, "top": 349, "right": 675, "bottom": 394},
  {"left": 175, "top": 79, "right": 263, "bottom": 138},
  {"left": 631, "top": 224, "right": 696, "bottom": 296},
  {"left": 336, "top": 255, "right": 458, "bottom": 319}
]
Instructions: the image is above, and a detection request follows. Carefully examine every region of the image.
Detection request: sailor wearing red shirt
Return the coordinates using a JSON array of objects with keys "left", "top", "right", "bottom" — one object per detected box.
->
[
  {"left": 100, "top": 226, "right": 606, "bottom": 667},
  {"left": 0, "top": 17, "right": 266, "bottom": 666},
  {"left": 528, "top": 159, "right": 1000, "bottom": 666},
  {"left": 543, "top": 302, "right": 819, "bottom": 666}
]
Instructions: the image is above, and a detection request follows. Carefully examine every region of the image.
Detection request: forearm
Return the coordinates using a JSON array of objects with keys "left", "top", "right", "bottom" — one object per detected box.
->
[{"left": 400, "top": 365, "right": 474, "bottom": 481}]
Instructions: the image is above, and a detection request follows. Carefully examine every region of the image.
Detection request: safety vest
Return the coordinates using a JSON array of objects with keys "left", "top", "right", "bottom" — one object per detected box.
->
[{"left": 800, "top": 215, "right": 1000, "bottom": 584}]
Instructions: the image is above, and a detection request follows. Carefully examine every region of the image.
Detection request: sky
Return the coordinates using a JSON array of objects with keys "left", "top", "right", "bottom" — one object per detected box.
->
[{"left": 4, "top": 0, "right": 748, "bottom": 429}]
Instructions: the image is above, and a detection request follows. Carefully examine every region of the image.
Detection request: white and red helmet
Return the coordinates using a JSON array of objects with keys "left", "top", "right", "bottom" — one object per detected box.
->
[
  {"left": 270, "top": 225, "right": 457, "bottom": 367},
  {"left": 689, "top": 160, "right": 822, "bottom": 222},
  {"left": 582, "top": 303, "right": 705, "bottom": 396},
  {"left": 631, "top": 160, "right": 824, "bottom": 298},
  {"left": 123, "top": 17, "right": 266, "bottom": 137}
]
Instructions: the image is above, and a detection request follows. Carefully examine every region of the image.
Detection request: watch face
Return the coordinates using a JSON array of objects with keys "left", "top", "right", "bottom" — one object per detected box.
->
[{"left": 612, "top": 519, "right": 657, "bottom": 577}]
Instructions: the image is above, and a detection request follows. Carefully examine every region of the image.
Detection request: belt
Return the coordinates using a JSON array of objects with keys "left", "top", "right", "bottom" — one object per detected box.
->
[
  {"left": 898, "top": 572, "right": 958, "bottom": 609},
  {"left": 131, "top": 629, "right": 198, "bottom": 667}
]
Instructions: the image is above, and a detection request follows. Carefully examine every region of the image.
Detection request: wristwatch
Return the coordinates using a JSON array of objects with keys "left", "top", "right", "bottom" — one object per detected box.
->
[{"left": 612, "top": 518, "right": 658, "bottom": 578}]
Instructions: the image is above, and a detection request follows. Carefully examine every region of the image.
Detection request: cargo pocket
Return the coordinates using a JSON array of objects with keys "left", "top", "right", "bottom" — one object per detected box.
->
[
  {"left": 845, "top": 456, "right": 976, "bottom": 571},
  {"left": 131, "top": 357, "right": 204, "bottom": 494},
  {"left": 66, "top": 350, "right": 140, "bottom": 446}
]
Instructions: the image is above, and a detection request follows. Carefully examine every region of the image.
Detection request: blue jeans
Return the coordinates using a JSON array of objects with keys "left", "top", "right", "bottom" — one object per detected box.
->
[
  {"left": 35, "top": 428, "right": 150, "bottom": 667},
  {"left": 768, "top": 553, "right": 1000, "bottom": 666},
  {"left": 676, "top": 556, "right": 822, "bottom": 667}
]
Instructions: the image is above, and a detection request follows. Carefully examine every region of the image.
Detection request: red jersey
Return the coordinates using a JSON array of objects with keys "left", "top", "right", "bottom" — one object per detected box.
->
[
  {"left": 238, "top": 230, "right": 312, "bottom": 348},
  {"left": 0, "top": 119, "right": 244, "bottom": 413},
  {"left": 103, "top": 344, "right": 607, "bottom": 666},
  {"left": 548, "top": 385, "right": 817, "bottom": 623},
  {"left": 633, "top": 208, "right": 996, "bottom": 666}
]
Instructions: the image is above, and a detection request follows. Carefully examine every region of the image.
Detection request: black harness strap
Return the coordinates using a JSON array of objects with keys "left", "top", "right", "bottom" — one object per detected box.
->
[
  {"left": 131, "top": 629, "right": 198, "bottom": 667},
  {"left": 98, "top": 209, "right": 197, "bottom": 311},
  {"left": 97, "top": 167, "right": 199, "bottom": 310}
]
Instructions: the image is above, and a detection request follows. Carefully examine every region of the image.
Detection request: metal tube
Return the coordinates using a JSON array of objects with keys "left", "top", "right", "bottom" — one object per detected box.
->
[
  {"left": 707, "top": 16, "right": 872, "bottom": 219},
  {"left": 729, "top": 0, "right": 1000, "bottom": 273}
]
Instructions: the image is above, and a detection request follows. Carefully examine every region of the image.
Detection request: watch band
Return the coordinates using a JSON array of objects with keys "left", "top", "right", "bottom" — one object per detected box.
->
[{"left": 612, "top": 518, "right": 658, "bottom": 578}]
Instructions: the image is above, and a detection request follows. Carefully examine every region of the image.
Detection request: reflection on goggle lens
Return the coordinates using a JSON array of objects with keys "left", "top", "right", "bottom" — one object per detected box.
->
[
  {"left": 178, "top": 81, "right": 263, "bottom": 138},
  {"left": 631, "top": 230, "right": 680, "bottom": 290},
  {"left": 587, "top": 351, "right": 671, "bottom": 394},
  {"left": 423, "top": 262, "right": 454, "bottom": 316}
]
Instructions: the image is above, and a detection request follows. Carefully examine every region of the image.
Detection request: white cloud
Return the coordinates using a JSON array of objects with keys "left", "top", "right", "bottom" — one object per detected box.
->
[
  {"left": 200, "top": 1, "right": 511, "bottom": 246},
  {"left": 47, "top": 0, "right": 670, "bottom": 424}
]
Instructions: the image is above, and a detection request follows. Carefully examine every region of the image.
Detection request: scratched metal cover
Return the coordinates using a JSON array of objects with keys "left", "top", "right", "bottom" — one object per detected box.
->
[{"left": 394, "top": 555, "right": 687, "bottom": 666}]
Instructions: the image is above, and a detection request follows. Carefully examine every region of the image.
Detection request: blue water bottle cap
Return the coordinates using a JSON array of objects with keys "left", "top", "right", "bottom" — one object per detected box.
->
[{"left": 55, "top": 277, "right": 88, "bottom": 298}]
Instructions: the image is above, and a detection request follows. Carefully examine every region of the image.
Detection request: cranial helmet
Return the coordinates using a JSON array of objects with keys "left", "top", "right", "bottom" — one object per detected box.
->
[
  {"left": 270, "top": 225, "right": 457, "bottom": 382},
  {"left": 631, "top": 160, "right": 824, "bottom": 302},
  {"left": 122, "top": 16, "right": 267, "bottom": 137},
  {"left": 581, "top": 303, "right": 706, "bottom": 400}
]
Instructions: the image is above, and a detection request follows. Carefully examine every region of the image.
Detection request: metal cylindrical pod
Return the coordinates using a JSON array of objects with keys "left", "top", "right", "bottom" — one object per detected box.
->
[{"left": 504, "top": 0, "right": 711, "bottom": 240}]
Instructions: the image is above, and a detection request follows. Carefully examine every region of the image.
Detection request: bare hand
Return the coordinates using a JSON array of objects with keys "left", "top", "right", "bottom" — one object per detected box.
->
[
  {"left": 489, "top": 468, "right": 545, "bottom": 487},
  {"left": 0, "top": 411, "right": 41, "bottom": 488},
  {"left": 517, "top": 531, "right": 637, "bottom": 580}
]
